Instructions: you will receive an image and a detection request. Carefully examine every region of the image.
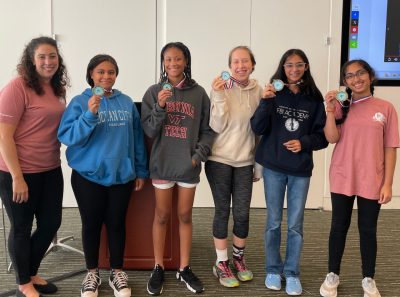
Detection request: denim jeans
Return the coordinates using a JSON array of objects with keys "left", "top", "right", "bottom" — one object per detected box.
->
[{"left": 263, "top": 167, "right": 310, "bottom": 277}]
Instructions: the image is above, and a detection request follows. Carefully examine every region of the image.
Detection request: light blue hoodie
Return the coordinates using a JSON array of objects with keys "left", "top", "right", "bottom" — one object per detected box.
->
[{"left": 58, "top": 88, "right": 148, "bottom": 186}]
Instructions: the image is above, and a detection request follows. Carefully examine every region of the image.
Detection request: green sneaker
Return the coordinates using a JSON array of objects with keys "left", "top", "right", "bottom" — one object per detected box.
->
[
  {"left": 233, "top": 256, "right": 253, "bottom": 281},
  {"left": 212, "top": 260, "right": 239, "bottom": 288}
]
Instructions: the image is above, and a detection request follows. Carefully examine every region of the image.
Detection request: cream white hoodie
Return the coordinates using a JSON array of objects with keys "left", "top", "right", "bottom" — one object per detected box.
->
[{"left": 208, "top": 79, "right": 262, "bottom": 175}]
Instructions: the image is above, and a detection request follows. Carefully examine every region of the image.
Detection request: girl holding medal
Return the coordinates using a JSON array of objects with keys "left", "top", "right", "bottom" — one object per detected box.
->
[
  {"left": 206, "top": 46, "right": 262, "bottom": 288},
  {"left": 320, "top": 60, "right": 399, "bottom": 297},
  {"left": 0, "top": 36, "right": 68, "bottom": 297},
  {"left": 58, "top": 54, "right": 148, "bottom": 297},
  {"left": 141, "top": 42, "right": 215, "bottom": 295},
  {"left": 251, "top": 49, "right": 328, "bottom": 295}
]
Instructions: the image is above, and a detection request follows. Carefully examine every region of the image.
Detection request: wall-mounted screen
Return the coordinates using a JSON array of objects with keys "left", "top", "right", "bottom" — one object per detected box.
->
[{"left": 341, "top": 0, "right": 400, "bottom": 86}]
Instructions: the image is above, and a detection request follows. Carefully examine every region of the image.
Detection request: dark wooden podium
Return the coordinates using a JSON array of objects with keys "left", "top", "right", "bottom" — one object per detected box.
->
[{"left": 98, "top": 179, "right": 180, "bottom": 269}]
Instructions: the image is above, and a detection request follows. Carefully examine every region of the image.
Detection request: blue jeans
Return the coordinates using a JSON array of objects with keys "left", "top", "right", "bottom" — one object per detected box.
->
[{"left": 263, "top": 167, "right": 310, "bottom": 277}]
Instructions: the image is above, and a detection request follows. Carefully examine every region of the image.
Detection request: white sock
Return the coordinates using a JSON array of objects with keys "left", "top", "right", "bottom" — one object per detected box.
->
[{"left": 216, "top": 248, "right": 228, "bottom": 263}]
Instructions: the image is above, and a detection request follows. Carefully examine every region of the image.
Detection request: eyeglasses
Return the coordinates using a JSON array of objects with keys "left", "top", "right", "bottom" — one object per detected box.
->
[
  {"left": 283, "top": 62, "right": 307, "bottom": 69},
  {"left": 344, "top": 69, "right": 368, "bottom": 81}
]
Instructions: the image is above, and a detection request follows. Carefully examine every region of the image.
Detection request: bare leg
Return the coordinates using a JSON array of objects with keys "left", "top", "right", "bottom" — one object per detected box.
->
[
  {"left": 233, "top": 235, "right": 246, "bottom": 248},
  {"left": 214, "top": 237, "right": 227, "bottom": 250},
  {"left": 152, "top": 187, "right": 173, "bottom": 267},
  {"left": 177, "top": 186, "right": 196, "bottom": 269}
]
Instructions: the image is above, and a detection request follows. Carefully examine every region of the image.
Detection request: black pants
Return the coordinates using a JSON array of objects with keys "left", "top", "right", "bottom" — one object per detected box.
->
[
  {"left": 205, "top": 160, "right": 253, "bottom": 239},
  {"left": 71, "top": 170, "right": 133, "bottom": 269},
  {"left": 328, "top": 192, "right": 381, "bottom": 278},
  {"left": 0, "top": 167, "right": 63, "bottom": 285}
]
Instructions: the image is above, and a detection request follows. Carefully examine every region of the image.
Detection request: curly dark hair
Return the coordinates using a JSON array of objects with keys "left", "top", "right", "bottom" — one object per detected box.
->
[
  {"left": 159, "top": 42, "right": 196, "bottom": 86},
  {"left": 17, "top": 36, "right": 69, "bottom": 98}
]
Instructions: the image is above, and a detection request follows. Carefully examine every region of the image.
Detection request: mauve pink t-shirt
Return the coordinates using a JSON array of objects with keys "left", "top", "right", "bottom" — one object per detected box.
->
[
  {"left": 329, "top": 97, "right": 399, "bottom": 200},
  {"left": 0, "top": 77, "right": 66, "bottom": 173}
]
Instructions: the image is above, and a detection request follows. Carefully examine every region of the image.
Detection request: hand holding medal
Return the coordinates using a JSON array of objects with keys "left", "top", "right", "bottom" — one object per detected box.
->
[
  {"left": 158, "top": 82, "right": 173, "bottom": 108},
  {"left": 324, "top": 90, "right": 344, "bottom": 113},
  {"left": 89, "top": 86, "right": 104, "bottom": 114},
  {"left": 220, "top": 71, "right": 249, "bottom": 89},
  {"left": 335, "top": 90, "right": 351, "bottom": 107}
]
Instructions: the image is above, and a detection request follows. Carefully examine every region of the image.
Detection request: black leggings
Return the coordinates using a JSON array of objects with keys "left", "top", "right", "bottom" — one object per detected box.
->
[
  {"left": 205, "top": 160, "right": 253, "bottom": 239},
  {"left": 71, "top": 170, "right": 133, "bottom": 269},
  {"left": 328, "top": 192, "right": 381, "bottom": 278},
  {"left": 0, "top": 167, "right": 63, "bottom": 285}
]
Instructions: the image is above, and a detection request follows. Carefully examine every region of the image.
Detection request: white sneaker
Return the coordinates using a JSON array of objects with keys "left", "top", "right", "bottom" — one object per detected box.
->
[
  {"left": 109, "top": 270, "right": 131, "bottom": 297},
  {"left": 362, "top": 277, "right": 381, "bottom": 297},
  {"left": 81, "top": 270, "right": 101, "bottom": 297},
  {"left": 320, "top": 272, "right": 339, "bottom": 297}
]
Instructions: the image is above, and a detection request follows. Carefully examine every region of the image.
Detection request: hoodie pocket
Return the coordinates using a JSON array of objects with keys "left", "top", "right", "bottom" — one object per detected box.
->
[
  {"left": 88, "top": 157, "right": 134, "bottom": 184},
  {"left": 151, "top": 147, "right": 198, "bottom": 180}
]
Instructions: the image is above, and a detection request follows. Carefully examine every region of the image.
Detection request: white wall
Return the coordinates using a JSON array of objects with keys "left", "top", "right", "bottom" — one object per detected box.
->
[{"left": 0, "top": 0, "right": 399, "bottom": 209}]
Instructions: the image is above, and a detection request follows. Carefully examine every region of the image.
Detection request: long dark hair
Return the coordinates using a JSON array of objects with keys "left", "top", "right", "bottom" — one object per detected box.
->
[
  {"left": 86, "top": 54, "right": 119, "bottom": 87},
  {"left": 270, "top": 49, "right": 323, "bottom": 102},
  {"left": 336, "top": 59, "right": 375, "bottom": 125},
  {"left": 159, "top": 42, "right": 195, "bottom": 86},
  {"left": 17, "top": 36, "right": 69, "bottom": 98}
]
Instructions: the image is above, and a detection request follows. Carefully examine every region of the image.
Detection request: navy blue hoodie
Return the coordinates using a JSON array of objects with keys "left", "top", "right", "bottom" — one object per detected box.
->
[{"left": 251, "top": 88, "right": 328, "bottom": 177}]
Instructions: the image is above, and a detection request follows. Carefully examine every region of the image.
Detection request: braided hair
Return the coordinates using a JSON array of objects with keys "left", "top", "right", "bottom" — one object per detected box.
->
[
  {"left": 17, "top": 36, "right": 69, "bottom": 98},
  {"left": 336, "top": 59, "right": 375, "bottom": 125},
  {"left": 159, "top": 42, "right": 196, "bottom": 86}
]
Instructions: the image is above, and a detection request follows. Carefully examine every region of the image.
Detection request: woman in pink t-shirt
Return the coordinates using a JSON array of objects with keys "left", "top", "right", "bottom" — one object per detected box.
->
[
  {"left": 0, "top": 37, "right": 68, "bottom": 297},
  {"left": 320, "top": 60, "right": 399, "bottom": 297}
]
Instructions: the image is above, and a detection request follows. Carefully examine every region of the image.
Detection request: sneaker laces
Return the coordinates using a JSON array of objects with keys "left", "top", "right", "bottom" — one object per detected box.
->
[
  {"left": 217, "top": 261, "right": 235, "bottom": 278},
  {"left": 233, "top": 256, "right": 248, "bottom": 272},
  {"left": 112, "top": 271, "right": 129, "bottom": 290},
  {"left": 82, "top": 271, "right": 100, "bottom": 292}
]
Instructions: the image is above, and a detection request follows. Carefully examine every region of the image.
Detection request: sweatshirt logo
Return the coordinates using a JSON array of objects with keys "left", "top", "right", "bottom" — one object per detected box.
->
[
  {"left": 164, "top": 101, "right": 195, "bottom": 139},
  {"left": 285, "top": 118, "right": 299, "bottom": 132},
  {"left": 372, "top": 112, "right": 385, "bottom": 123},
  {"left": 98, "top": 110, "right": 131, "bottom": 126},
  {"left": 277, "top": 105, "right": 309, "bottom": 132},
  {"left": 168, "top": 114, "right": 186, "bottom": 125}
]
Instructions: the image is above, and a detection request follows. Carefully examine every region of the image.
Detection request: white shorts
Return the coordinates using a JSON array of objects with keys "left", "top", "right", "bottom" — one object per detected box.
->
[{"left": 152, "top": 179, "right": 198, "bottom": 189}]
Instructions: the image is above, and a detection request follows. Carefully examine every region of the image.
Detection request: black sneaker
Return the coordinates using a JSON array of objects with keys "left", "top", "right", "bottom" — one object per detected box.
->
[
  {"left": 147, "top": 264, "right": 164, "bottom": 295},
  {"left": 176, "top": 266, "right": 204, "bottom": 293},
  {"left": 109, "top": 270, "right": 131, "bottom": 297},
  {"left": 81, "top": 269, "right": 101, "bottom": 297}
]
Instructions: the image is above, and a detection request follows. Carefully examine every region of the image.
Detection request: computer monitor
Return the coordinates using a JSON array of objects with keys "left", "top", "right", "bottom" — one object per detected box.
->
[{"left": 341, "top": 0, "right": 400, "bottom": 86}]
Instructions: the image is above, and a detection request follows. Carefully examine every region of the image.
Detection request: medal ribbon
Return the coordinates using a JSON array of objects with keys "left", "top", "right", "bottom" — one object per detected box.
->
[
  {"left": 352, "top": 95, "right": 372, "bottom": 104},
  {"left": 224, "top": 76, "right": 249, "bottom": 89}
]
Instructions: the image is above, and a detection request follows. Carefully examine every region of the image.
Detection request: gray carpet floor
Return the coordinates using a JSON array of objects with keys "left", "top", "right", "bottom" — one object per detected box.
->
[{"left": 0, "top": 208, "right": 399, "bottom": 297}]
